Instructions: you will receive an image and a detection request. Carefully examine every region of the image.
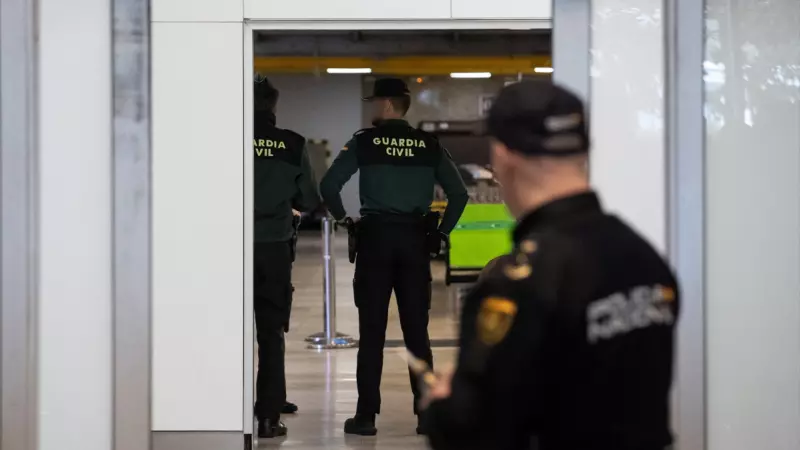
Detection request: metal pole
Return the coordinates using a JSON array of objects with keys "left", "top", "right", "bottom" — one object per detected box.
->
[
  {"left": 322, "top": 216, "right": 336, "bottom": 341},
  {"left": 306, "top": 217, "right": 357, "bottom": 349}
]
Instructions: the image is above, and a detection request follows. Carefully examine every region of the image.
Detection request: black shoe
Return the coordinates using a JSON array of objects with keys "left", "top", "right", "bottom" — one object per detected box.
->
[
  {"left": 258, "top": 418, "right": 287, "bottom": 439},
  {"left": 344, "top": 414, "right": 377, "bottom": 436},
  {"left": 416, "top": 415, "right": 427, "bottom": 435},
  {"left": 282, "top": 401, "right": 298, "bottom": 414}
]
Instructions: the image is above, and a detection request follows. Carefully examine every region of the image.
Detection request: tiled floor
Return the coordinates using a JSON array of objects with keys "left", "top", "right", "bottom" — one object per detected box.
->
[{"left": 255, "top": 230, "right": 462, "bottom": 449}]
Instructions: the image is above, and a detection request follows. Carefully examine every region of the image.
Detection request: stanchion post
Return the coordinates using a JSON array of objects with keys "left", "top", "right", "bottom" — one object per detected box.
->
[{"left": 305, "top": 216, "right": 357, "bottom": 350}]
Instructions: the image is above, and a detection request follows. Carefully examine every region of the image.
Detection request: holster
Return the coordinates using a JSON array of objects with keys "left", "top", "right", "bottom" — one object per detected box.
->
[
  {"left": 347, "top": 219, "right": 359, "bottom": 264},
  {"left": 424, "top": 211, "right": 443, "bottom": 258}
]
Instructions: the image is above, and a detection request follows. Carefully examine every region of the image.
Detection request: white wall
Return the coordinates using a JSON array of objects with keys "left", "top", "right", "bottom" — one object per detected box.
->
[
  {"left": 590, "top": 0, "right": 666, "bottom": 253},
  {"left": 246, "top": 0, "right": 450, "bottom": 20},
  {"left": 153, "top": 0, "right": 242, "bottom": 22},
  {"left": 705, "top": 0, "right": 800, "bottom": 448},
  {"left": 268, "top": 74, "right": 363, "bottom": 216},
  {"left": 37, "top": 0, "right": 113, "bottom": 449},
  {"left": 151, "top": 21, "right": 245, "bottom": 431},
  {"left": 451, "top": 0, "right": 551, "bottom": 19},
  {"left": 245, "top": 0, "right": 550, "bottom": 20}
]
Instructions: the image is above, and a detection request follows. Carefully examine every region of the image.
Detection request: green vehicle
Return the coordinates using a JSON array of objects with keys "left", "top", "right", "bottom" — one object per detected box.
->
[
  {"left": 446, "top": 203, "right": 514, "bottom": 284},
  {"left": 418, "top": 120, "right": 515, "bottom": 285}
]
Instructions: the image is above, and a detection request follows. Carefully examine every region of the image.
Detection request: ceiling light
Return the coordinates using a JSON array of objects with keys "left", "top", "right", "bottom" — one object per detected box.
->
[
  {"left": 450, "top": 72, "right": 492, "bottom": 79},
  {"left": 326, "top": 68, "right": 372, "bottom": 74},
  {"left": 534, "top": 67, "right": 554, "bottom": 74}
]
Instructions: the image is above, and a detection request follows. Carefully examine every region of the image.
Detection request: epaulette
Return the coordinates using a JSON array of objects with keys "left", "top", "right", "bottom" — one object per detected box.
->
[
  {"left": 501, "top": 239, "right": 539, "bottom": 281},
  {"left": 353, "top": 128, "right": 370, "bottom": 136}
]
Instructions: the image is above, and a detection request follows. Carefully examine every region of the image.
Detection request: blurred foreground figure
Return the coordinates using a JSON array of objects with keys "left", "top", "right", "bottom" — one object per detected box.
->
[
  {"left": 252, "top": 76, "right": 320, "bottom": 438},
  {"left": 422, "top": 81, "right": 679, "bottom": 450}
]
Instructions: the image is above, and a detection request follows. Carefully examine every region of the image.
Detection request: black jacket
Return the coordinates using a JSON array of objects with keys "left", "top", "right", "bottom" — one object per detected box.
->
[{"left": 425, "top": 192, "right": 679, "bottom": 450}]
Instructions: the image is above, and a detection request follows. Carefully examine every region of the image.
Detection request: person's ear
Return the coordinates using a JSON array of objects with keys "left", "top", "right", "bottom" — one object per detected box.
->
[{"left": 490, "top": 139, "right": 511, "bottom": 169}]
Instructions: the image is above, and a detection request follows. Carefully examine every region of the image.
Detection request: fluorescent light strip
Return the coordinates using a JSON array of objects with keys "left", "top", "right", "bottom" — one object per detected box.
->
[
  {"left": 326, "top": 68, "right": 372, "bottom": 74},
  {"left": 450, "top": 72, "right": 492, "bottom": 79},
  {"left": 534, "top": 67, "right": 554, "bottom": 74}
]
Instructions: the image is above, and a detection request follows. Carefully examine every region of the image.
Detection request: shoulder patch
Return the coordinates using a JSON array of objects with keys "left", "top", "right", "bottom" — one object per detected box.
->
[{"left": 477, "top": 296, "right": 518, "bottom": 346}]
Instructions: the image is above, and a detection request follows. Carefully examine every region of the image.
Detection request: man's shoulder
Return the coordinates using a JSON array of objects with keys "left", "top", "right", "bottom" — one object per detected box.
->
[
  {"left": 463, "top": 249, "right": 554, "bottom": 347},
  {"left": 409, "top": 127, "right": 443, "bottom": 149},
  {"left": 352, "top": 127, "right": 374, "bottom": 137},
  {"left": 273, "top": 127, "right": 307, "bottom": 147},
  {"left": 347, "top": 127, "right": 375, "bottom": 147},
  {"left": 475, "top": 233, "right": 574, "bottom": 302},
  {"left": 470, "top": 248, "right": 543, "bottom": 305}
]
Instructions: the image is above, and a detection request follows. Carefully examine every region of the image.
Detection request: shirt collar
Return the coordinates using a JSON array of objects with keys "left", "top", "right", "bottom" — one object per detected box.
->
[
  {"left": 377, "top": 118, "right": 408, "bottom": 126},
  {"left": 512, "top": 191, "right": 602, "bottom": 244}
]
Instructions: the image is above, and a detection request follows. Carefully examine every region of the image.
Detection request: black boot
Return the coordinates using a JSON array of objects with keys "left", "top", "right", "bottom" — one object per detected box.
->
[
  {"left": 416, "top": 415, "right": 427, "bottom": 435},
  {"left": 282, "top": 401, "right": 298, "bottom": 414},
  {"left": 344, "top": 413, "right": 377, "bottom": 436},
  {"left": 258, "top": 418, "right": 287, "bottom": 438}
]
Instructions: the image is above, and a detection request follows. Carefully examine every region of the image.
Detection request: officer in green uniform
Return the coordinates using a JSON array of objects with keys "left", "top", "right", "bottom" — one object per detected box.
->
[
  {"left": 421, "top": 81, "right": 679, "bottom": 450},
  {"left": 320, "top": 77, "right": 469, "bottom": 436},
  {"left": 253, "top": 77, "right": 320, "bottom": 438}
]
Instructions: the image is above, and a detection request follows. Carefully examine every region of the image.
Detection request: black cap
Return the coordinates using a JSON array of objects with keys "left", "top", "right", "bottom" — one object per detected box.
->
[
  {"left": 363, "top": 78, "right": 411, "bottom": 100},
  {"left": 486, "top": 80, "right": 589, "bottom": 156},
  {"left": 254, "top": 75, "right": 280, "bottom": 112}
]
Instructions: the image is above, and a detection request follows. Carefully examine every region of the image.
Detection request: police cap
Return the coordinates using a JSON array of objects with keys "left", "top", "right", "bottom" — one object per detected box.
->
[
  {"left": 363, "top": 77, "right": 411, "bottom": 100},
  {"left": 254, "top": 75, "right": 279, "bottom": 112},
  {"left": 486, "top": 80, "right": 589, "bottom": 156}
]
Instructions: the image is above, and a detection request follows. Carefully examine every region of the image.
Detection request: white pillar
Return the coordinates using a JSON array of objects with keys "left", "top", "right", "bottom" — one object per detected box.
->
[
  {"left": 589, "top": 0, "right": 667, "bottom": 252},
  {"left": 37, "top": 0, "right": 114, "bottom": 449},
  {"left": 704, "top": 0, "right": 800, "bottom": 448},
  {"left": 150, "top": 0, "right": 246, "bottom": 437},
  {"left": 555, "top": 0, "right": 667, "bottom": 251}
]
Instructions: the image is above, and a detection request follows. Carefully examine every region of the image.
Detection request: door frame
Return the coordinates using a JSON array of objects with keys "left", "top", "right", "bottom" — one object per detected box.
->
[{"left": 241, "top": 17, "right": 549, "bottom": 441}]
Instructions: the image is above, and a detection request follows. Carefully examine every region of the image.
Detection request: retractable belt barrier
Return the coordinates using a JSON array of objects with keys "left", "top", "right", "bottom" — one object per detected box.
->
[{"left": 305, "top": 216, "right": 358, "bottom": 350}]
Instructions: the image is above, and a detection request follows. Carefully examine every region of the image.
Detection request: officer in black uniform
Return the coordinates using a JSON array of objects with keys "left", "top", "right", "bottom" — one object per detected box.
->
[
  {"left": 319, "top": 78, "right": 469, "bottom": 436},
  {"left": 253, "top": 77, "right": 320, "bottom": 438},
  {"left": 422, "top": 80, "right": 680, "bottom": 450}
]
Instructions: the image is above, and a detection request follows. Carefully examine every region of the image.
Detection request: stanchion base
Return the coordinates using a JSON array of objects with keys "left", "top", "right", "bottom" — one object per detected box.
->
[
  {"left": 305, "top": 331, "right": 351, "bottom": 343},
  {"left": 306, "top": 336, "right": 358, "bottom": 350}
]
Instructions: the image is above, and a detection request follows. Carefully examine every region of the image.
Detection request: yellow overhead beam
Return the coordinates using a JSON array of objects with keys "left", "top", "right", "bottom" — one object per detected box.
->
[{"left": 253, "top": 55, "right": 552, "bottom": 76}]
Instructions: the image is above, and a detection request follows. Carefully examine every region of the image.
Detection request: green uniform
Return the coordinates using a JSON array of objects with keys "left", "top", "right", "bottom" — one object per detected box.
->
[
  {"left": 254, "top": 115, "right": 320, "bottom": 242},
  {"left": 321, "top": 118, "right": 468, "bottom": 428},
  {"left": 319, "top": 119, "right": 468, "bottom": 233}
]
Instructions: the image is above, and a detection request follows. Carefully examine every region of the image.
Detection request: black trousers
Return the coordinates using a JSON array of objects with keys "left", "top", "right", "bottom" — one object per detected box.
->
[
  {"left": 253, "top": 241, "right": 292, "bottom": 421},
  {"left": 354, "top": 218, "right": 434, "bottom": 416}
]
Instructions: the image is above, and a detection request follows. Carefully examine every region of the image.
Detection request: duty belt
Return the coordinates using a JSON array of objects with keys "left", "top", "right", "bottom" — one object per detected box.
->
[{"left": 360, "top": 212, "right": 427, "bottom": 225}]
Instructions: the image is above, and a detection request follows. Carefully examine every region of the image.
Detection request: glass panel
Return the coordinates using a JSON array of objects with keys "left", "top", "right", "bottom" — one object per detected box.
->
[
  {"left": 591, "top": 0, "right": 667, "bottom": 252},
  {"left": 704, "top": 1, "right": 800, "bottom": 449}
]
